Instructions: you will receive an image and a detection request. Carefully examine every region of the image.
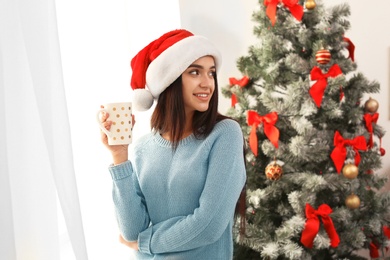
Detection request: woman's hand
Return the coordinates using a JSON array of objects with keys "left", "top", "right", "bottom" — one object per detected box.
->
[
  {"left": 119, "top": 234, "right": 139, "bottom": 251},
  {"left": 99, "top": 105, "right": 135, "bottom": 165}
]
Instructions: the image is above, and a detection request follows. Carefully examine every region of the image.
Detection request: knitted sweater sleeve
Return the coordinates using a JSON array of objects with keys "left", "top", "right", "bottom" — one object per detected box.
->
[
  {"left": 109, "top": 161, "right": 150, "bottom": 241},
  {"left": 138, "top": 120, "right": 246, "bottom": 254}
]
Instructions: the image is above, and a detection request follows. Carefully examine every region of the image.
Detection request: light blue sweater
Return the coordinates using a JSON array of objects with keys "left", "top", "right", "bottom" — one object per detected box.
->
[{"left": 109, "top": 119, "right": 246, "bottom": 259}]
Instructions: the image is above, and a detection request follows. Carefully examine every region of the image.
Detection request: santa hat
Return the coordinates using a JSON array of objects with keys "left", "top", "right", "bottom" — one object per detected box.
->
[{"left": 130, "top": 29, "right": 222, "bottom": 111}]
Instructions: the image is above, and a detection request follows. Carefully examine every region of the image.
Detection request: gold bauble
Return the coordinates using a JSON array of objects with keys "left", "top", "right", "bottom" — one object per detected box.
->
[
  {"left": 305, "top": 0, "right": 316, "bottom": 10},
  {"left": 345, "top": 194, "right": 360, "bottom": 209},
  {"left": 342, "top": 164, "right": 359, "bottom": 179},
  {"left": 364, "top": 97, "right": 379, "bottom": 113},
  {"left": 265, "top": 162, "right": 283, "bottom": 181}
]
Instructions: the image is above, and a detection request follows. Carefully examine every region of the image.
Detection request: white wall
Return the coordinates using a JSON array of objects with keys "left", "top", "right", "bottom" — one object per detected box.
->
[{"left": 179, "top": 0, "right": 258, "bottom": 111}]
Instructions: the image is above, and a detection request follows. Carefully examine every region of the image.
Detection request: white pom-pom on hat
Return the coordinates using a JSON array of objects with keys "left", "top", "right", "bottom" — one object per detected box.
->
[{"left": 132, "top": 88, "right": 154, "bottom": 111}]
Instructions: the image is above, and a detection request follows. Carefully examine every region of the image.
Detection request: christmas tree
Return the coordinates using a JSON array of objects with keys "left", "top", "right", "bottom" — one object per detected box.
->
[{"left": 223, "top": 0, "right": 390, "bottom": 259}]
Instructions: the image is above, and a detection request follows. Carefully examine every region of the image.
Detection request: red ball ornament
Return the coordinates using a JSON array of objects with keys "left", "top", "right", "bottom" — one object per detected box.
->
[
  {"left": 265, "top": 162, "right": 283, "bottom": 180},
  {"left": 316, "top": 49, "right": 331, "bottom": 64}
]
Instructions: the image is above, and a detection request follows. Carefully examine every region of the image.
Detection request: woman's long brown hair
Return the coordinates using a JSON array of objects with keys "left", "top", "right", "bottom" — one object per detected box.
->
[
  {"left": 151, "top": 74, "right": 228, "bottom": 148},
  {"left": 150, "top": 73, "right": 246, "bottom": 236}
]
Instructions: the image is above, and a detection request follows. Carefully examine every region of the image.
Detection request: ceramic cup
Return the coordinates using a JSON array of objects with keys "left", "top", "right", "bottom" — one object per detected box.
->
[{"left": 97, "top": 102, "right": 132, "bottom": 145}]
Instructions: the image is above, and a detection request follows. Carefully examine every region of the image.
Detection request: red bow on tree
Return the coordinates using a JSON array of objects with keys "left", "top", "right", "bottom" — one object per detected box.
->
[
  {"left": 343, "top": 37, "right": 355, "bottom": 62},
  {"left": 310, "top": 64, "right": 343, "bottom": 107},
  {"left": 363, "top": 113, "right": 379, "bottom": 148},
  {"left": 264, "top": 0, "right": 303, "bottom": 26},
  {"left": 301, "top": 203, "right": 340, "bottom": 248},
  {"left": 229, "top": 76, "right": 250, "bottom": 107},
  {"left": 247, "top": 110, "right": 279, "bottom": 156},
  {"left": 330, "top": 131, "right": 367, "bottom": 173}
]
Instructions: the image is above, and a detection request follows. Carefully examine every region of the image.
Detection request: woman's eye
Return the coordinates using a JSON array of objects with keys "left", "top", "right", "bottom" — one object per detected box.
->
[
  {"left": 189, "top": 70, "right": 199, "bottom": 75},
  {"left": 208, "top": 71, "right": 216, "bottom": 77}
]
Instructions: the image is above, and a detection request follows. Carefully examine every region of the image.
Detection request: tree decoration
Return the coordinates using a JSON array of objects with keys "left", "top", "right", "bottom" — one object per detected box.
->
[
  {"left": 309, "top": 64, "right": 343, "bottom": 107},
  {"left": 342, "top": 163, "right": 359, "bottom": 179},
  {"left": 264, "top": 0, "right": 304, "bottom": 26},
  {"left": 247, "top": 110, "right": 279, "bottom": 156},
  {"left": 265, "top": 160, "right": 283, "bottom": 180},
  {"left": 343, "top": 37, "right": 355, "bottom": 61},
  {"left": 380, "top": 138, "right": 386, "bottom": 156},
  {"left": 330, "top": 131, "right": 367, "bottom": 173},
  {"left": 339, "top": 86, "right": 345, "bottom": 102},
  {"left": 305, "top": 0, "right": 316, "bottom": 10},
  {"left": 383, "top": 226, "right": 390, "bottom": 238},
  {"left": 315, "top": 48, "right": 331, "bottom": 64},
  {"left": 370, "top": 226, "right": 390, "bottom": 258},
  {"left": 364, "top": 97, "right": 379, "bottom": 113},
  {"left": 363, "top": 109, "right": 385, "bottom": 155},
  {"left": 301, "top": 203, "right": 340, "bottom": 248},
  {"left": 228, "top": 76, "right": 250, "bottom": 107},
  {"left": 370, "top": 241, "right": 380, "bottom": 258},
  {"left": 345, "top": 193, "right": 360, "bottom": 209},
  {"left": 363, "top": 112, "right": 379, "bottom": 148}
]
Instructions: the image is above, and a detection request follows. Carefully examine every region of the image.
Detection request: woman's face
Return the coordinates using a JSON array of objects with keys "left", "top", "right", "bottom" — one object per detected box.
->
[{"left": 181, "top": 56, "right": 216, "bottom": 117}]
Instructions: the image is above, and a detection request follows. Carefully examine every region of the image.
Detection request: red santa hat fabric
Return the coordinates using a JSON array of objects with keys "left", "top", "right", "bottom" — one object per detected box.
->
[{"left": 130, "top": 29, "right": 222, "bottom": 111}]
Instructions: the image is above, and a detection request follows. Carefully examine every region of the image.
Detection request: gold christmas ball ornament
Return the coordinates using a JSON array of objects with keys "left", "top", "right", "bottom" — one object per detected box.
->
[
  {"left": 345, "top": 194, "right": 361, "bottom": 209},
  {"left": 305, "top": 0, "right": 316, "bottom": 10},
  {"left": 265, "top": 162, "right": 283, "bottom": 181},
  {"left": 342, "top": 164, "right": 359, "bottom": 179},
  {"left": 364, "top": 97, "right": 379, "bottom": 113},
  {"left": 315, "top": 49, "right": 331, "bottom": 64}
]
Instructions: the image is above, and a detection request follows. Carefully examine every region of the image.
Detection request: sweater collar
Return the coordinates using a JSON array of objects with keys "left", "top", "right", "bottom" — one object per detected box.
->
[{"left": 153, "top": 132, "right": 196, "bottom": 148}]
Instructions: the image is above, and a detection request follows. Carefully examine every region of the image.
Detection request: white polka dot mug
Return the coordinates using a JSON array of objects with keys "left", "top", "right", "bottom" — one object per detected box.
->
[{"left": 97, "top": 102, "right": 132, "bottom": 145}]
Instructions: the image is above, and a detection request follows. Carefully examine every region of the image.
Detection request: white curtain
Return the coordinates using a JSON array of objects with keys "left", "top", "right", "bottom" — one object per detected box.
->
[{"left": 0, "top": 0, "right": 87, "bottom": 259}]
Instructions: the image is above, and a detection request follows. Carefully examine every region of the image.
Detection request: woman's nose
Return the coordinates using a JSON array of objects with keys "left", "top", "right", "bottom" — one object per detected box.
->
[{"left": 200, "top": 73, "right": 213, "bottom": 87}]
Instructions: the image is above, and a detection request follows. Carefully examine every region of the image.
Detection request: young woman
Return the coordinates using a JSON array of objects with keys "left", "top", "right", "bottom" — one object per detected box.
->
[{"left": 100, "top": 29, "right": 246, "bottom": 259}]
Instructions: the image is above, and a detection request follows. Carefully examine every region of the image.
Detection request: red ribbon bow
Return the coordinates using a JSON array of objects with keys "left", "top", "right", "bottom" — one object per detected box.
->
[
  {"left": 264, "top": 0, "right": 304, "bottom": 26},
  {"left": 301, "top": 203, "right": 340, "bottom": 248},
  {"left": 310, "top": 64, "right": 343, "bottom": 107},
  {"left": 343, "top": 37, "right": 355, "bottom": 62},
  {"left": 364, "top": 113, "right": 379, "bottom": 148},
  {"left": 229, "top": 76, "right": 250, "bottom": 107},
  {"left": 247, "top": 110, "right": 279, "bottom": 156},
  {"left": 330, "top": 131, "right": 367, "bottom": 173}
]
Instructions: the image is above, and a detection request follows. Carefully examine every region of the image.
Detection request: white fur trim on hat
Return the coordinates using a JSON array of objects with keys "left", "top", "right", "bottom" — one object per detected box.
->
[
  {"left": 132, "top": 88, "right": 154, "bottom": 111},
  {"left": 145, "top": 35, "right": 222, "bottom": 99}
]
